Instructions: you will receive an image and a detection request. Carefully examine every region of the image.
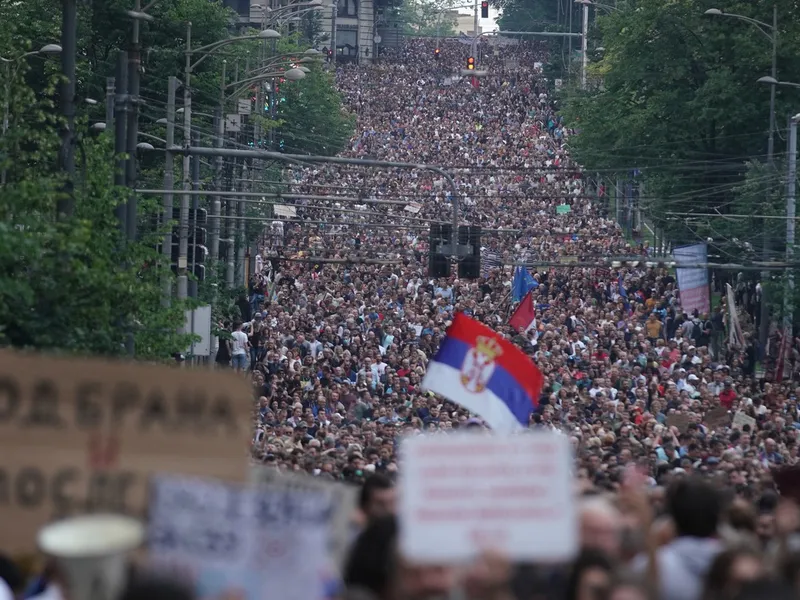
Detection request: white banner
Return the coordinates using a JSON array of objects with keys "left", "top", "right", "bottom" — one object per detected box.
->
[
  {"left": 149, "top": 475, "right": 335, "bottom": 600},
  {"left": 399, "top": 433, "right": 577, "bottom": 563},
  {"left": 673, "top": 243, "right": 710, "bottom": 315}
]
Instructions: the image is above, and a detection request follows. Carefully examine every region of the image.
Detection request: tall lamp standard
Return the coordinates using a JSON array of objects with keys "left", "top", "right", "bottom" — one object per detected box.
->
[
  {"left": 177, "top": 24, "right": 281, "bottom": 303},
  {"left": 705, "top": 5, "right": 778, "bottom": 351},
  {"left": 1, "top": 44, "right": 62, "bottom": 186}
]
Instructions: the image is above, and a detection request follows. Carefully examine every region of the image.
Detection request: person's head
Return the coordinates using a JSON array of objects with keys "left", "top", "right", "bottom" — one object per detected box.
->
[
  {"left": 565, "top": 549, "right": 614, "bottom": 600},
  {"left": 344, "top": 515, "right": 398, "bottom": 600},
  {"left": 580, "top": 496, "right": 623, "bottom": 559},
  {"left": 666, "top": 476, "right": 722, "bottom": 538},
  {"left": 703, "top": 547, "right": 765, "bottom": 600},
  {"left": 359, "top": 473, "right": 396, "bottom": 521},
  {"left": 233, "top": 321, "right": 243, "bottom": 331},
  {"left": 344, "top": 515, "right": 454, "bottom": 600}
]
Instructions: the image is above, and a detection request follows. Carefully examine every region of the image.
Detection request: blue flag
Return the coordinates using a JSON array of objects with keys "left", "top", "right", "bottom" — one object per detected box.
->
[{"left": 512, "top": 267, "right": 537, "bottom": 302}]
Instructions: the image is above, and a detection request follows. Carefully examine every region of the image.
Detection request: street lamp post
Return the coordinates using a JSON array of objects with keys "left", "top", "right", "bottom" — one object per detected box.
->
[
  {"left": 785, "top": 113, "right": 799, "bottom": 347},
  {"left": 179, "top": 24, "right": 281, "bottom": 304},
  {"left": 221, "top": 66, "right": 305, "bottom": 286},
  {"left": 706, "top": 5, "right": 777, "bottom": 351},
  {"left": 574, "top": 0, "right": 617, "bottom": 89},
  {"left": 1, "top": 44, "right": 62, "bottom": 186}
]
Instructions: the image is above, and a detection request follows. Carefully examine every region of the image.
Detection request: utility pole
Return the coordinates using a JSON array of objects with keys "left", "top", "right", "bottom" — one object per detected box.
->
[
  {"left": 162, "top": 75, "right": 178, "bottom": 307},
  {"left": 785, "top": 113, "right": 798, "bottom": 340},
  {"left": 114, "top": 52, "right": 129, "bottom": 236},
  {"left": 471, "top": 0, "right": 479, "bottom": 61},
  {"left": 759, "top": 2, "right": 779, "bottom": 353},
  {"left": 190, "top": 130, "right": 201, "bottom": 298},
  {"left": 226, "top": 151, "right": 238, "bottom": 288},
  {"left": 211, "top": 61, "right": 225, "bottom": 269},
  {"left": 125, "top": 0, "right": 143, "bottom": 242},
  {"left": 580, "top": 1, "right": 588, "bottom": 89},
  {"left": 57, "top": 0, "right": 77, "bottom": 219},
  {"left": 105, "top": 78, "right": 115, "bottom": 128},
  {"left": 568, "top": 1, "right": 573, "bottom": 78},
  {"left": 178, "top": 21, "right": 193, "bottom": 305},
  {"left": 330, "top": 2, "right": 337, "bottom": 67},
  {"left": 237, "top": 162, "right": 248, "bottom": 286}
]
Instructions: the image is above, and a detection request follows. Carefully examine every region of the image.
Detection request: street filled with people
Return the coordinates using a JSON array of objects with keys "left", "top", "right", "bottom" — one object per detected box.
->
[{"left": 211, "top": 37, "right": 800, "bottom": 600}]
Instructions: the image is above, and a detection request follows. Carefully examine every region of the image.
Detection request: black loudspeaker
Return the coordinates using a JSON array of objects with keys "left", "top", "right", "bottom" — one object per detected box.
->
[
  {"left": 457, "top": 225, "right": 481, "bottom": 279},
  {"left": 428, "top": 223, "right": 452, "bottom": 278}
]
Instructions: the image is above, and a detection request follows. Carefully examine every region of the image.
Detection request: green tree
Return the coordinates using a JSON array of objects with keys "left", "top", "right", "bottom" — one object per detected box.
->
[
  {"left": 396, "top": 0, "right": 458, "bottom": 38},
  {"left": 0, "top": 61, "right": 192, "bottom": 359},
  {"left": 560, "top": 0, "right": 800, "bottom": 250},
  {"left": 494, "top": 0, "right": 557, "bottom": 35},
  {"left": 276, "top": 60, "right": 355, "bottom": 155}
]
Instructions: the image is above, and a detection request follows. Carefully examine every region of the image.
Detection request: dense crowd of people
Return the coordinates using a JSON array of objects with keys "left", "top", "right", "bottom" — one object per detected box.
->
[{"left": 218, "top": 37, "right": 800, "bottom": 600}]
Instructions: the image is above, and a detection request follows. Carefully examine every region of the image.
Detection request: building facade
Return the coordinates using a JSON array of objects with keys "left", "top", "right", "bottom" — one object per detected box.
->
[{"left": 224, "top": 0, "right": 378, "bottom": 64}]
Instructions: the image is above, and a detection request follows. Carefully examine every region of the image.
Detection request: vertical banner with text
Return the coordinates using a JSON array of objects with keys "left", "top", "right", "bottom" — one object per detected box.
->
[{"left": 673, "top": 243, "right": 710, "bottom": 315}]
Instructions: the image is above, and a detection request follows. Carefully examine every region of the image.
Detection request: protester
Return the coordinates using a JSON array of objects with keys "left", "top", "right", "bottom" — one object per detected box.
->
[{"left": 7, "top": 34, "right": 795, "bottom": 600}]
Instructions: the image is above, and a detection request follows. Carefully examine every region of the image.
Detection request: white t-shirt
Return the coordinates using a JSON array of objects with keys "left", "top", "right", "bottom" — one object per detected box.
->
[{"left": 231, "top": 330, "right": 248, "bottom": 355}]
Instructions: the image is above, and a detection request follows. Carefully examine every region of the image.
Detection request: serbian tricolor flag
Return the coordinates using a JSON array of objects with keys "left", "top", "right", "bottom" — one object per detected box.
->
[
  {"left": 509, "top": 290, "right": 536, "bottom": 333},
  {"left": 422, "top": 313, "right": 544, "bottom": 432}
]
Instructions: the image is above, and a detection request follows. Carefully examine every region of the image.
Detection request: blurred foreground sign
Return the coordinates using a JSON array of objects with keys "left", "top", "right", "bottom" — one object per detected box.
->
[
  {"left": 399, "top": 433, "right": 577, "bottom": 563},
  {"left": 0, "top": 351, "right": 252, "bottom": 554},
  {"left": 149, "top": 475, "right": 334, "bottom": 600},
  {"left": 250, "top": 467, "right": 358, "bottom": 570}
]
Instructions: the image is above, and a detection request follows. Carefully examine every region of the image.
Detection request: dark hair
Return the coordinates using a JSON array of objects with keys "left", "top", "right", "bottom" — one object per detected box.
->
[
  {"left": 564, "top": 549, "right": 614, "bottom": 600},
  {"left": 703, "top": 547, "right": 762, "bottom": 600},
  {"left": 732, "top": 579, "right": 795, "bottom": 600},
  {"left": 343, "top": 515, "right": 398, "bottom": 597},
  {"left": 359, "top": 473, "right": 393, "bottom": 512},
  {"left": 0, "top": 554, "right": 23, "bottom": 593},
  {"left": 667, "top": 476, "right": 722, "bottom": 538},
  {"left": 119, "top": 571, "right": 195, "bottom": 600}
]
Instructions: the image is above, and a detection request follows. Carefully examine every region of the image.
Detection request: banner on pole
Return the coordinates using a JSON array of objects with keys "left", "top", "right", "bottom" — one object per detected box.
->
[{"left": 673, "top": 243, "right": 710, "bottom": 315}]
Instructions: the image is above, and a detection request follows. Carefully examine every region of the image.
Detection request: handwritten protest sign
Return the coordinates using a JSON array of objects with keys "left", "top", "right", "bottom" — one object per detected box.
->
[
  {"left": 732, "top": 411, "right": 757, "bottom": 432},
  {"left": 667, "top": 413, "right": 692, "bottom": 433},
  {"left": 705, "top": 407, "right": 730, "bottom": 431},
  {"left": 399, "top": 432, "right": 577, "bottom": 563},
  {"left": 0, "top": 350, "right": 253, "bottom": 554},
  {"left": 250, "top": 466, "right": 357, "bottom": 569},
  {"left": 148, "top": 475, "right": 334, "bottom": 600}
]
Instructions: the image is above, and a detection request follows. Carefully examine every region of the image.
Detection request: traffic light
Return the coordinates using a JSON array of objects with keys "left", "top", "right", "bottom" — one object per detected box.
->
[
  {"left": 466, "top": 56, "right": 475, "bottom": 70},
  {"left": 434, "top": 47, "right": 440, "bottom": 60},
  {"left": 481, "top": 1, "right": 488, "bottom": 18}
]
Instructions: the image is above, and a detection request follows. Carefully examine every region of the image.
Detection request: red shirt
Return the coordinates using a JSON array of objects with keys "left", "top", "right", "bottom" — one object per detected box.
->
[{"left": 719, "top": 388, "right": 737, "bottom": 409}]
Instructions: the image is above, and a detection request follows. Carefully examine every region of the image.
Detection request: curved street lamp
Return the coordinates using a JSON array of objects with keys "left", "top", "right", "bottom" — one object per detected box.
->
[
  {"left": 1, "top": 43, "right": 62, "bottom": 184},
  {"left": 757, "top": 75, "right": 800, "bottom": 90},
  {"left": 705, "top": 5, "right": 778, "bottom": 349}
]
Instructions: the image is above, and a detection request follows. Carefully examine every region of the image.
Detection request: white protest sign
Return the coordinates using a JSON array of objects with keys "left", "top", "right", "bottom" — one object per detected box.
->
[
  {"left": 148, "top": 475, "right": 335, "bottom": 600},
  {"left": 250, "top": 466, "right": 358, "bottom": 569},
  {"left": 399, "top": 432, "right": 576, "bottom": 563},
  {"left": 732, "top": 411, "right": 757, "bottom": 432}
]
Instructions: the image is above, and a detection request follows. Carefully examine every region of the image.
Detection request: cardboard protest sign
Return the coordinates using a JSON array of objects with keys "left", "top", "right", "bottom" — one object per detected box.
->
[
  {"left": 250, "top": 467, "right": 358, "bottom": 570},
  {"left": 667, "top": 413, "right": 692, "bottom": 433},
  {"left": 732, "top": 411, "right": 757, "bottom": 432},
  {"left": 148, "top": 475, "right": 334, "bottom": 600},
  {"left": 705, "top": 407, "right": 730, "bottom": 431},
  {"left": 399, "top": 432, "right": 577, "bottom": 563},
  {"left": 0, "top": 350, "right": 253, "bottom": 554}
]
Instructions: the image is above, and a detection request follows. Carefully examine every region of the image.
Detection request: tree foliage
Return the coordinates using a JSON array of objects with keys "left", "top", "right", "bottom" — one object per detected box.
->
[
  {"left": 0, "top": 59, "right": 193, "bottom": 359},
  {"left": 275, "top": 52, "right": 355, "bottom": 155},
  {"left": 493, "top": 0, "right": 557, "bottom": 35},
  {"left": 560, "top": 0, "right": 800, "bottom": 250},
  {"left": 0, "top": 0, "right": 354, "bottom": 360},
  {"left": 396, "top": 0, "right": 458, "bottom": 38}
]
